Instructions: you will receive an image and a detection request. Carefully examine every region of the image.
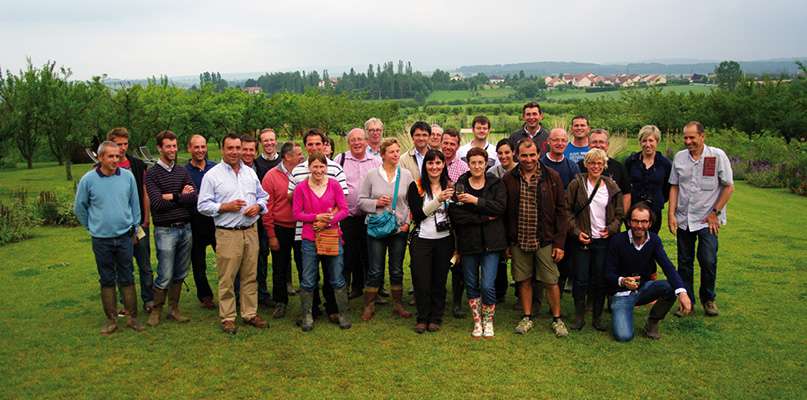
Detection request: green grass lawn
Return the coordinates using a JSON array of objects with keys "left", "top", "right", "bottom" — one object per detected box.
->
[
  {"left": 426, "top": 88, "right": 515, "bottom": 102},
  {"left": 0, "top": 164, "right": 805, "bottom": 398},
  {"left": 422, "top": 84, "right": 715, "bottom": 104}
]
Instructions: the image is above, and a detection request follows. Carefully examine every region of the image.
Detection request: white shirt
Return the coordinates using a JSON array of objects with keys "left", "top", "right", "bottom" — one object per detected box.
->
[
  {"left": 586, "top": 179, "right": 610, "bottom": 239},
  {"left": 197, "top": 161, "right": 268, "bottom": 228},
  {"left": 458, "top": 141, "right": 499, "bottom": 168},
  {"left": 418, "top": 193, "right": 451, "bottom": 240}
]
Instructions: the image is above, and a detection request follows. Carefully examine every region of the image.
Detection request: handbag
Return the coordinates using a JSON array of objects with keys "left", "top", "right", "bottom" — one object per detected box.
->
[
  {"left": 315, "top": 226, "right": 341, "bottom": 256},
  {"left": 367, "top": 168, "right": 401, "bottom": 239}
]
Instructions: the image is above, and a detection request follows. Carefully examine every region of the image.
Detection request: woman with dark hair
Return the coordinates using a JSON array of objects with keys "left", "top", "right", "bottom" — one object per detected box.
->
[
  {"left": 624, "top": 125, "right": 672, "bottom": 233},
  {"left": 449, "top": 147, "right": 507, "bottom": 338},
  {"left": 292, "top": 152, "right": 350, "bottom": 331},
  {"left": 322, "top": 136, "right": 336, "bottom": 160},
  {"left": 406, "top": 150, "right": 455, "bottom": 333},
  {"left": 489, "top": 139, "right": 517, "bottom": 179},
  {"left": 566, "top": 148, "right": 625, "bottom": 332}
]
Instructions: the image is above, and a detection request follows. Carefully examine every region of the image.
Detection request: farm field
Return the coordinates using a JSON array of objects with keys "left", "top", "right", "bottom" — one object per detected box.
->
[{"left": 0, "top": 163, "right": 805, "bottom": 399}]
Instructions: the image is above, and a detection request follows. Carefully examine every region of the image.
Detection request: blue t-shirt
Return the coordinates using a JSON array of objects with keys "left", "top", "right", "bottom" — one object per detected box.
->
[{"left": 564, "top": 143, "right": 589, "bottom": 164}]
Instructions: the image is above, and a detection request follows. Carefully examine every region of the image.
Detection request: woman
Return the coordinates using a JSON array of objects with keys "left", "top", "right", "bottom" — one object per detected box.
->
[
  {"left": 292, "top": 152, "right": 350, "bottom": 331},
  {"left": 449, "top": 148, "right": 507, "bottom": 338},
  {"left": 624, "top": 125, "right": 672, "bottom": 233},
  {"left": 566, "top": 148, "right": 625, "bottom": 331},
  {"left": 358, "top": 138, "right": 415, "bottom": 321},
  {"left": 323, "top": 136, "right": 336, "bottom": 160},
  {"left": 488, "top": 139, "right": 517, "bottom": 179},
  {"left": 406, "top": 150, "right": 455, "bottom": 333}
]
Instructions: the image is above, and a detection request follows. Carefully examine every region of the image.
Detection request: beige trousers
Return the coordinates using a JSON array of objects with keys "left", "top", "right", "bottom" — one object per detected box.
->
[{"left": 215, "top": 226, "right": 259, "bottom": 322}]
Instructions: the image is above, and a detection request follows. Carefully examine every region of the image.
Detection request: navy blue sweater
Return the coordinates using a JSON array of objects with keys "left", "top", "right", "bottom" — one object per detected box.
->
[
  {"left": 605, "top": 231, "right": 685, "bottom": 294},
  {"left": 541, "top": 154, "right": 580, "bottom": 188}
]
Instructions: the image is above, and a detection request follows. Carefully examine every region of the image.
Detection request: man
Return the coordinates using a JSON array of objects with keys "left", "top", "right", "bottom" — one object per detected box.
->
[
  {"left": 400, "top": 121, "right": 431, "bottom": 180},
  {"left": 509, "top": 102, "right": 550, "bottom": 156},
  {"left": 442, "top": 128, "right": 470, "bottom": 183},
  {"left": 541, "top": 128, "right": 581, "bottom": 188},
  {"left": 107, "top": 128, "right": 154, "bottom": 313},
  {"left": 669, "top": 121, "right": 734, "bottom": 317},
  {"left": 262, "top": 141, "right": 305, "bottom": 318},
  {"left": 365, "top": 117, "right": 384, "bottom": 158},
  {"left": 336, "top": 128, "right": 381, "bottom": 298},
  {"left": 606, "top": 203, "right": 692, "bottom": 341},
  {"left": 198, "top": 133, "right": 269, "bottom": 334},
  {"left": 502, "top": 139, "right": 569, "bottom": 337},
  {"left": 289, "top": 129, "right": 349, "bottom": 321},
  {"left": 429, "top": 124, "right": 444, "bottom": 151},
  {"left": 578, "top": 129, "right": 631, "bottom": 213},
  {"left": 186, "top": 134, "right": 217, "bottom": 309},
  {"left": 74, "top": 141, "right": 145, "bottom": 335},
  {"left": 240, "top": 135, "right": 272, "bottom": 307},
  {"left": 540, "top": 127, "right": 581, "bottom": 297},
  {"left": 458, "top": 115, "right": 498, "bottom": 168},
  {"left": 564, "top": 115, "right": 590, "bottom": 164},
  {"left": 441, "top": 127, "right": 469, "bottom": 317},
  {"left": 255, "top": 128, "right": 282, "bottom": 180},
  {"left": 144, "top": 130, "right": 196, "bottom": 326}
]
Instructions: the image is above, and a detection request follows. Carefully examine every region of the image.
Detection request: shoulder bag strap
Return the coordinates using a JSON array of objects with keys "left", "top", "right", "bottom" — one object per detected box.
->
[
  {"left": 573, "top": 178, "right": 602, "bottom": 218},
  {"left": 391, "top": 167, "right": 401, "bottom": 211}
]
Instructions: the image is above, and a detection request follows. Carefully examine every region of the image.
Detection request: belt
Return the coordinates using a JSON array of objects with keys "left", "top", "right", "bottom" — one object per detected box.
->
[
  {"left": 156, "top": 222, "right": 189, "bottom": 228},
  {"left": 216, "top": 223, "right": 255, "bottom": 231}
]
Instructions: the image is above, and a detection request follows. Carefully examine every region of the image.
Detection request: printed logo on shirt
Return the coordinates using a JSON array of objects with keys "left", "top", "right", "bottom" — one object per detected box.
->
[{"left": 703, "top": 157, "right": 716, "bottom": 177}]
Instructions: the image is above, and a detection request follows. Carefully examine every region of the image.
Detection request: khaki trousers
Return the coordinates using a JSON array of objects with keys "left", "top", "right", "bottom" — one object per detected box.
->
[{"left": 215, "top": 226, "right": 259, "bottom": 322}]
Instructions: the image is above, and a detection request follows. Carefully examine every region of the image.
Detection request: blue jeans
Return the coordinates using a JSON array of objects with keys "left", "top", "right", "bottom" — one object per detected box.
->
[
  {"left": 610, "top": 280, "right": 676, "bottom": 342},
  {"left": 676, "top": 227, "right": 718, "bottom": 305},
  {"left": 300, "top": 240, "right": 346, "bottom": 293},
  {"left": 153, "top": 224, "right": 192, "bottom": 290},
  {"left": 92, "top": 233, "right": 135, "bottom": 288},
  {"left": 461, "top": 252, "right": 500, "bottom": 305},
  {"left": 132, "top": 226, "right": 154, "bottom": 303},
  {"left": 366, "top": 232, "right": 407, "bottom": 289}
]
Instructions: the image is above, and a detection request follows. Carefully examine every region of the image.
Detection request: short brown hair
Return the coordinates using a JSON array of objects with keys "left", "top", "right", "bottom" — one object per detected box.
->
[
  {"left": 522, "top": 102, "right": 542, "bottom": 115},
  {"left": 308, "top": 151, "right": 327, "bottom": 166},
  {"left": 106, "top": 127, "right": 129, "bottom": 141},
  {"left": 380, "top": 138, "right": 400, "bottom": 156},
  {"left": 466, "top": 147, "right": 488, "bottom": 162},
  {"left": 472, "top": 115, "right": 490, "bottom": 129},
  {"left": 155, "top": 130, "right": 177, "bottom": 147},
  {"left": 441, "top": 128, "right": 460, "bottom": 143}
]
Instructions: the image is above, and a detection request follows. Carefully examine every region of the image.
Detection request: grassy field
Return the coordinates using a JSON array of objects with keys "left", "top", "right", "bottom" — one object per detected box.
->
[
  {"left": 421, "top": 84, "right": 715, "bottom": 104},
  {"left": 426, "top": 88, "right": 516, "bottom": 103},
  {"left": 0, "top": 164, "right": 806, "bottom": 399}
]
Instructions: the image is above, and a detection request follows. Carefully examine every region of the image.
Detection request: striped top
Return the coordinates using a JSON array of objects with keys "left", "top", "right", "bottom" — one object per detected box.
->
[
  {"left": 145, "top": 161, "right": 197, "bottom": 226},
  {"left": 288, "top": 158, "right": 349, "bottom": 240}
]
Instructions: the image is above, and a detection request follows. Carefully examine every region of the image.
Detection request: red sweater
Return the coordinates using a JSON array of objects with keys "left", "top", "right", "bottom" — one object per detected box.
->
[{"left": 261, "top": 166, "right": 296, "bottom": 238}]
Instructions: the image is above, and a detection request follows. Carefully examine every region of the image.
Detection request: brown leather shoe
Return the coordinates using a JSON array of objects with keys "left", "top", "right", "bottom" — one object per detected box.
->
[
  {"left": 703, "top": 301, "right": 719, "bottom": 317},
  {"left": 427, "top": 323, "right": 441, "bottom": 332},
  {"left": 244, "top": 315, "right": 268, "bottom": 329},
  {"left": 200, "top": 297, "right": 216, "bottom": 310},
  {"left": 221, "top": 320, "right": 237, "bottom": 334},
  {"left": 414, "top": 323, "right": 427, "bottom": 334}
]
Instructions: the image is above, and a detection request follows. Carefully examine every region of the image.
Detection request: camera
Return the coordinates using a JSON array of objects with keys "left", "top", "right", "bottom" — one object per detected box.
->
[{"left": 436, "top": 219, "right": 452, "bottom": 232}]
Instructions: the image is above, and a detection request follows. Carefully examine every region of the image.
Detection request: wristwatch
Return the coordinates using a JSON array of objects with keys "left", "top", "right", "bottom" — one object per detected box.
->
[{"left": 711, "top": 208, "right": 722, "bottom": 216}]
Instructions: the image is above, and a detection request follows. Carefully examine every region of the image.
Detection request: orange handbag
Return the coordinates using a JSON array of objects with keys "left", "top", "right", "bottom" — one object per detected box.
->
[{"left": 315, "top": 227, "right": 340, "bottom": 256}]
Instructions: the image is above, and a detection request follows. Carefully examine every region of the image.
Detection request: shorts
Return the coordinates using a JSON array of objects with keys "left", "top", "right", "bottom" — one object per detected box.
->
[{"left": 510, "top": 244, "right": 559, "bottom": 284}]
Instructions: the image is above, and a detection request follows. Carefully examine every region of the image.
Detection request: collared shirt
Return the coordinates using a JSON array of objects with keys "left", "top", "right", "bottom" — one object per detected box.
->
[
  {"left": 446, "top": 156, "right": 470, "bottom": 183},
  {"left": 186, "top": 159, "right": 217, "bottom": 189},
  {"left": 197, "top": 161, "right": 268, "bottom": 228},
  {"left": 156, "top": 159, "right": 174, "bottom": 172},
  {"left": 627, "top": 230, "right": 649, "bottom": 251},
  {"left": 517, "top": 172, "right": 540, "bottom": 252},
  {"left": 74, "top": 166, "right": 140, "bottom": 238},
  {"left": 457, "top": 141, "right": 499, "bottom": 168},
  {"left": 669, "top": 145, "right": 733, "bottom": 231},
  {"left": 414, "top": 149, "right": 426, "bottom": 171},
  {"left": 616, "top": 231, "right": 686, "bottom": 297},
  {"left": 261, "top": 152, "right": 279, "bottom": 161},
  {"left": 339, "top": 152, "right": 381, "bottom": 216},
  {"left": 366, "top": 145, "right": 381, "bottom": 158}
]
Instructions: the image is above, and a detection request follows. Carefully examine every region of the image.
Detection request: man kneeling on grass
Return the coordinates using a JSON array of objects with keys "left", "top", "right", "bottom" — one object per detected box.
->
[
  {"left": 74, "top": 141, "right": 145, "bottom": 335},
  {"left": 605, "top": 202, "right": 692, "bottom": 341}
]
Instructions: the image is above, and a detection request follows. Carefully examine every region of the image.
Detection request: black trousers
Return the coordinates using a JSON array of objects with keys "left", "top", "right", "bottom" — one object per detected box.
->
[
  {"left": 410, "top": 235, "right": 454, "bottom": 324},
  {"left": 270, "top": 225, "right": 300, "bottom": 305},
  {"left": 190, "top": 217, "right": 216, "bottom": 301},
  {"left": 256, "top": 223, "right": 272, "bottom": 303},
  {"left": 495, "top": 257, "right": 508, "bottom": 302},
  {"left": 341, "top": 215, "right": 369, "bottom": 293}
]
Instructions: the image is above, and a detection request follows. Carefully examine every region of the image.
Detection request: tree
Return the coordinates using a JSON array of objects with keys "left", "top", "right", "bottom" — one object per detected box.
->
[
  {"left": 0, "top": 59, "right": 53, "bottom": 169},
  {"left": 715, "top": 60, "right": 743, "bottom": 91},
  {"left": 514, "top": 79, "right": 544, "bottom": 99}
]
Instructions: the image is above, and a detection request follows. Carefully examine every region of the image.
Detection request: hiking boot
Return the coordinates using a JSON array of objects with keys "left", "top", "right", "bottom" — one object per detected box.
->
[
  {"left": 703, "top": 301, "right": 719, "bottom": 317},
  {"left": 244, "top": 315, "right": 268, "bottom": 329},
  {"left": 514, "top": 317, "right": 534, "bottom": 334},
  {"left": 147, "top": 287, "right": 166, "bottom": 327},
  {"left": 414, "top": 323, "right": 427, "bottom": 334},
  {"left": 469, "top": 298, "right": 482, "bottom": 338},
  {"left": 644, "top": 319, "right": 661, "bottom": 340},
  {"left": 166, "top": 282, "right": 190, "bottom": 323},
  {"left": 200, "top": 297, "right": 216, "bottom": 310},
  {"left": 100, "top": 287, "right": 118, "bottom": 336},
  {"left": 592, "top": 317, "right": 608, "bottom": 332},
  {"left": 272, "top": 303, "right": 286, "bottom": 319},
  {"left": 570, "top": 298, "right": 586, "bottom": 330},
  {"left": 361, "top": 290, "right": 377, "bottom": 321},
  {"left": 427, "top": 323, "right": 441, "bottom": 332},
  {"left": 221, "top": 320, "right": 237, "bottom": 335},
  {"left": 552, "top": 319, "right": 569, "bottom": 337}
]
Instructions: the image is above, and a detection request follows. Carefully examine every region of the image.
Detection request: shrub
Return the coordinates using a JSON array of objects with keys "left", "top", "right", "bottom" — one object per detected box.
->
[
  {"left": 36, "top": 191, "right": 80, "bottom": 226},
  {"left": 0, "top": 189, "right": 39, "bottom": 246}
]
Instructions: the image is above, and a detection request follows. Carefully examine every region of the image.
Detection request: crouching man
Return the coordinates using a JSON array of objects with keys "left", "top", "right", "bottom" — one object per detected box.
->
[
  {"left": 605, "top": 202, "right": 692, "bottom": 341},
  {"left": 74, "top": 141, "right": 145, "bottom": 335}
]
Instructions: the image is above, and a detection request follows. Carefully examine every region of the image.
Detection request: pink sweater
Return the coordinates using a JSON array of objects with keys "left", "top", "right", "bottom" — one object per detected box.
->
[{"left": 292, "top": 178, "right": 349, "bottom": 241}]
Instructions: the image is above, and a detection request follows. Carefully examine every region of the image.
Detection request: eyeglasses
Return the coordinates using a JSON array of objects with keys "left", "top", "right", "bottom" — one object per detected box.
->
[{"left": 630, "top": 219, "right": 650, "bottom": 225}]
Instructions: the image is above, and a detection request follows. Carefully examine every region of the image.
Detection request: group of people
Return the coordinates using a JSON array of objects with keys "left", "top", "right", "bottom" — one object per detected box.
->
[{"left": 75, "top": 101, "right": 735, "bottom": 342}]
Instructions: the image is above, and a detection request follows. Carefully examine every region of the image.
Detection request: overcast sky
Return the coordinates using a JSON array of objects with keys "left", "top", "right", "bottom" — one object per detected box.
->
[{"left": 2, "top": 0, "right": 805, "bottom": 80}]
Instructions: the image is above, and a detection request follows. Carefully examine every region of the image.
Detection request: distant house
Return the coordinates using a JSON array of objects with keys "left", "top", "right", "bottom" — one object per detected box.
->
[
  {"left": 690, "top": 73, "right": 708, "bottom": 83},
  {"left": 642, "top": 74, "right": 667, "bottom": 85},
  {"left": 544, "top": 76, "right": 567, "bottom": 88},
  {"left": 560, "top": 73, "right": 598, "bottom": 87},
  {"left": 450, "top": 73, "right": 464, "bottom": 81},
  {"left": 242, "top": 86, "right": 262, "bottom": 94},
  {"left": 488, "top": 76, "right": 505, "bottom": 85}
]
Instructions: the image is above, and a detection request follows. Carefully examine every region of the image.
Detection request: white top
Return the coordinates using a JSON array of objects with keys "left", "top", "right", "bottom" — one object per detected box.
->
[
  {"left": 458, "top": 141, "right": 499, "bottom": 167},
  {"left": 418, "top": 193, "right": 451, "bottom": 240},
  {"left": 586, "top": 179, "right": 610, "bottom": 239}
]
